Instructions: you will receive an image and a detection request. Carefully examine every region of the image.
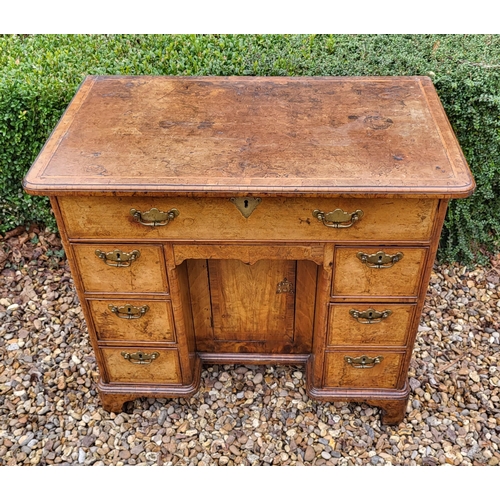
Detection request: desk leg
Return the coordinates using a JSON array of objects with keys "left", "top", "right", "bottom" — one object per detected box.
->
[
  {"left": 366, "top": 397, "right": 410, "bottom": 426},
  {"left": 96, "top": 355, "right": 202, "bottom": 413}
]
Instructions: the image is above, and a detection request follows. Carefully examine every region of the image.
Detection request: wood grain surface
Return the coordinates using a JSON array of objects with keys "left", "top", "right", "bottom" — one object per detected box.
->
[
  {"left": 327, "top": 303, "right": 415, "bottom": 346},
  {"left": 332, "top": 247, "right": 427, "bottom": 297},
  {"left": 72, "top": 243, "right": 168, "bottom": 293},
  {"left": 102, "top": 347, "right": 182, "bottom": 384},
  {"left": 209, "top": 259, "right": 296, "bottom": 342},
  {"left": 324, "top": 351, "right": 405, "bottom": 389},
  {"left": 24, "top": 76, "right": 474, "bottom": 197},
  {"left": 88, "top": 299, "right": 176, "bottom": 342},
  {"left": 174, "top": 243, "right": 325, "bottom": 266},
  {"left": 188, "top": 259, "right": 316, "bottom": 354},
  {"left": 58, "top": 196, "right": 438, "bottom": 242}
]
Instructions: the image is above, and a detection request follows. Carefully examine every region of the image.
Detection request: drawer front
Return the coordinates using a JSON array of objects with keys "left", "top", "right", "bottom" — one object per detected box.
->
[
  {"left": 72, "top": 244, "right": 168, "bottom": 293},
  {"left": 332, "top": 246, "right": 427, "bottom": 297},
  {"left": 101, "top": 347, "right": 182, "bottom": 384},
  {"left": 327, "top": 304, "right": 415, "bottom": 347},
  {"left": 324, "top": 351, "right": 404, "bottom": 389},
  {"left": 89, "top": 299, "right": 176, "bottom": 343},
  {"left": 59, "top": 196, "right": 437, "bottom": 242}
]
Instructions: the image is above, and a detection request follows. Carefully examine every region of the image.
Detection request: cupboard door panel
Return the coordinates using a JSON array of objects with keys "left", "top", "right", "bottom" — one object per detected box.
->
[
  {"left": 188, "top": 258, "right": 316, "bottom": 354},
  {"left": 209, "top": 259, "right": 296, "bottom": 342}
]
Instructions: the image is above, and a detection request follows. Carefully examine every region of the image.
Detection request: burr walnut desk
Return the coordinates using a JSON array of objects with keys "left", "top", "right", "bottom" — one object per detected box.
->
[{"left": 24, "top": 76, "right": 475, "bottom": 424}]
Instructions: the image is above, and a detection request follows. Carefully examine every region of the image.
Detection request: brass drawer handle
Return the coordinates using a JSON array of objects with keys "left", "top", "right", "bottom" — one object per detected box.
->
[
  {"left": 345, "top": 355, "right": 383, "bottom": 369},
  {"left": 130, "top": 207, "right": 179, "bottom": 227},
  {"left": 312, "top": 208, "right": 363, "bottom": 228},
  {"left": 109, "top": 304, "right": 149, "bottom": 320},
  {"left": 121, "top": 351, "right": 159, "bottom": 365},
  {"left": 349, "top": 308, "right": 392, "bottom": 324},
  {"left": 95, "top": 249, "right": 141, "bottom": 267},
  {"left": 356, "top": 250, "right": 404, "bottom": 269}
]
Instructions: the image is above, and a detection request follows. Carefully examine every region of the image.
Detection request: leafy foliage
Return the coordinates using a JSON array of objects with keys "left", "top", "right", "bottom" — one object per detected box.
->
[{"left": 1, "top": 35, "right": 499, "bottom": 263}]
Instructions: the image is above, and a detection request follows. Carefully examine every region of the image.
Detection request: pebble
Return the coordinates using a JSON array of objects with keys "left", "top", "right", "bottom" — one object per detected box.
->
[
  {"left": 229, "top": 445, "right": 240, "bottom": 456},
  {"left": 304, "top": 446, "right": 316, "bottom": 461},
  {"left": 158, "top": 410, "right": 167, "bottom": 426},
  {"left": 131, "top": 445, "right": 144, "bottom": 455},
  {"left": 114, "top": 415, "right": 125, "bottom": 425},
  {"left": 18, "top": 433, "right": 35, "bottom": 446}
]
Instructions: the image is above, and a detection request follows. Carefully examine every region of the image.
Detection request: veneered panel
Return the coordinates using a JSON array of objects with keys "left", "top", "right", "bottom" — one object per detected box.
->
[{"left": 332, "top": 247, "right": 427, "bottom": 297}]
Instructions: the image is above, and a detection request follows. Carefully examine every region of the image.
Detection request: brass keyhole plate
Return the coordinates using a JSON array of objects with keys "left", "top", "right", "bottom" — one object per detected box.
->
[{"left": 230, "top": 197, "right": 262, "bottom": 218}]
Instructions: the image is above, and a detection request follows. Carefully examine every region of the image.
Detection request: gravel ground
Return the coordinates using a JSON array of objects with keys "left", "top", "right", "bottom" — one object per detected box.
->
[{"left": 0, "top": 226, "right": 499, "bottom": 466}]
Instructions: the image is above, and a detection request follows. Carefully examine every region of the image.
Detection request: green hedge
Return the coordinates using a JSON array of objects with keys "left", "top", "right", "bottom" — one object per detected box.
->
[{"left": 1, "top": 35, "right": 499, "bottom": 263}]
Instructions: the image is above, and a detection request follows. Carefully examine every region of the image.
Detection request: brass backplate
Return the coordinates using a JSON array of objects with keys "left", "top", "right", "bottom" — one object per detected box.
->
[
  {"left": 356, "top": 250, "right": 404, "bottom": 269},
  {"left": 230, "top": 197, "right": 262, "bottom": 218},
  {"left": 109, "top": 304, "right": 149, "bottom": 320},
  {"left": 121, "top": 351, "right": 159, "bottom": 365},
  {"left": 345, "top": 355, "right": 384, "bottom": 369},
  {"left": 95, "top": 249, "right": 140, "bottom": 267},
  {"left": 349, "top": 308, "right": 392, "bottom": 324}
]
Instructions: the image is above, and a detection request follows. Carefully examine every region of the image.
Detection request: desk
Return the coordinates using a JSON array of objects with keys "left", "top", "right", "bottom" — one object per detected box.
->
[{"left": 24, "top": 76, "right": 474, "bottom": 424}]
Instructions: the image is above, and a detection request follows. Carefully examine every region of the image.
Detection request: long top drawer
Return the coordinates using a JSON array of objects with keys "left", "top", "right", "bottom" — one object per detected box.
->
[{"left": 58, "top": 196, "right": 438, "bottom": 242}]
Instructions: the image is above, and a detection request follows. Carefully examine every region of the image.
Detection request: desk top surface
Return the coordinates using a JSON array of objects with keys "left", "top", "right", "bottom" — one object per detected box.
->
[{"left": 24, "top": 76, "right": 474, "bottom": 198}]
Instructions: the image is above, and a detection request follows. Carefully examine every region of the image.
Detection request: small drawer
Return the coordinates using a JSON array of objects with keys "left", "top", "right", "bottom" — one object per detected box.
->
[
  {"left": 101, "top": 347, "right": 182, "bottom": 384},
  {"left": 59, "top": 196, "right": 438, "bottom": 242},
  {"left": 327, "top": 303, "right": 415, "bottom": 347},
  {"left": 332, "top": 246, "right": 427, "bottom": 298},
  {"left": 88, "top": 299, "right": 176, "bottom": 343},
  {"left": 72, "top": 244, "right": 168, "bottom": 293},
  {"left": 324, "top": 351, "right": 405, "bottom": 389}
]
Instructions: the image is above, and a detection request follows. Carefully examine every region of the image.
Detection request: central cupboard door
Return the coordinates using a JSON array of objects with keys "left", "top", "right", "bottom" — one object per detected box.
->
[{"left": 187, "top": 259, "right": 317, "bottom": 354}]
